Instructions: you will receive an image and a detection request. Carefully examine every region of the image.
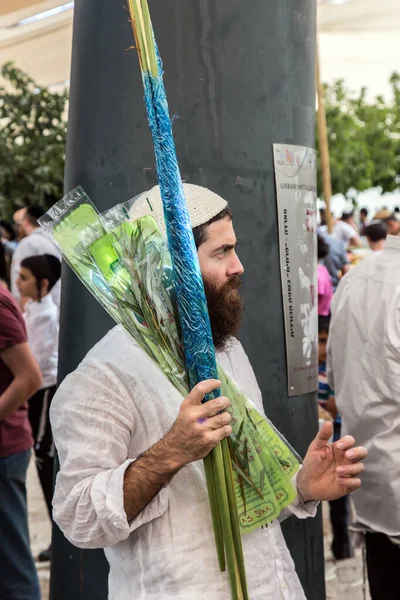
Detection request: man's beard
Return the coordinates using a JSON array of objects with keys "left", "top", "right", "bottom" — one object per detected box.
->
[{"left": 203, "top": 275, "right": 244, "bottom": 352}]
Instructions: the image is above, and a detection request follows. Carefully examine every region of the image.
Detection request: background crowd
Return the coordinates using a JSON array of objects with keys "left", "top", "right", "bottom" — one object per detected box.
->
[{"left": 317, "top": 206, "right": 400, "bottom": 599}]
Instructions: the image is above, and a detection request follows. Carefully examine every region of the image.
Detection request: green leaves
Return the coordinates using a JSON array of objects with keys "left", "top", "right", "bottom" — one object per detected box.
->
[
  {"left": 316, "top": 75, "right": 400, "bottom": 198},
  {"left": 0, "top": 61, "right": 67, "bottom": 218}
]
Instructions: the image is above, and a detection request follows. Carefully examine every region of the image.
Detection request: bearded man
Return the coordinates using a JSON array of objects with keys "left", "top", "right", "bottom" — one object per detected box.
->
[{"left": 51, "top": 184, "right": 367, "bottom": 600}]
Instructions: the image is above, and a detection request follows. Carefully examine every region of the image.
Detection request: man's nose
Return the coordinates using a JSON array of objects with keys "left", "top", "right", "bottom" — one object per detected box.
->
[{"left": 228, "top": 252, "right": 244, "bottom": 277}]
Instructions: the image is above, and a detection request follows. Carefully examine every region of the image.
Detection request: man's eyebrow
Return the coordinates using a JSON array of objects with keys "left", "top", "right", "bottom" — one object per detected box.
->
[{"left": 212, "top": 243, "right": 236, "bottom": 253}]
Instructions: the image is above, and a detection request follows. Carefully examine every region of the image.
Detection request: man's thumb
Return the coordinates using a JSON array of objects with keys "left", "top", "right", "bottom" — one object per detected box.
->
[{"left": 314, "top": 421, "right": 333, "bottom": 449}]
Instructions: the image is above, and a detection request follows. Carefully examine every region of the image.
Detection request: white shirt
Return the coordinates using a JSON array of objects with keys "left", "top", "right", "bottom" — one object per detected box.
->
[
  {"left": 328, "top": 236, "right": 400, "bottom": 538},
  {"left": 51, "top": 326, "right": 317, "bottom": 600},
  {"left": 332, "top": 221, "right": 357, "bottom": 248},
  {"left": 11, "top": 229, "right": 61, "bottom": 309},
  {"left": 24, "top": 295, "right": 59, "bottom": 389}
]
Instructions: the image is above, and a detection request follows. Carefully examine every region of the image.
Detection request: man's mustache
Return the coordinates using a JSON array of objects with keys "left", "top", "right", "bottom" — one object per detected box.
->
[{"left": 224, "top": 275, "right": 241, "bottom": 292}]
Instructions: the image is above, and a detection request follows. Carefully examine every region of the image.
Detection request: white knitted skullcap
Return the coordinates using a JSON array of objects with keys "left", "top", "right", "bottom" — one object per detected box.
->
[{"left": 128, "top": 183, "right": 228, "bottom": 238}]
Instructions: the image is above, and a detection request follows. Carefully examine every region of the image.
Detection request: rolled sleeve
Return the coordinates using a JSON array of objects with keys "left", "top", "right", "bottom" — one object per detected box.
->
[
  {"left": 90, "top": 459, "right": 169, "bottom": 539},
  {"left": 283, "top": 470, "right": 319, "bottom": 520},
  {"left": 51, "top": 360, "right": 169, "bottom": 549}
]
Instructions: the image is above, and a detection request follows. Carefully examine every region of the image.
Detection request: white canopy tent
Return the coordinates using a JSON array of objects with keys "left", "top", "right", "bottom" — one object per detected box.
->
[
  {"left": 318, "top": 0, "right": 400, "bottom": 100},
  {"left": 1, "top": 0, "right": 399, "bottom": 99},
  {"left": 0, "top": 0, "right": 73, "bottom": 91},
  {"left": 1, "top": 0, "right": 398, "bottom": 214}
]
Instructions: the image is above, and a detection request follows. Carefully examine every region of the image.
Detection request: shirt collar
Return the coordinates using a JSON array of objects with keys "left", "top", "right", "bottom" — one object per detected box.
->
[{"left": 25, "top": 294, "right": 53, "bottom": 315}]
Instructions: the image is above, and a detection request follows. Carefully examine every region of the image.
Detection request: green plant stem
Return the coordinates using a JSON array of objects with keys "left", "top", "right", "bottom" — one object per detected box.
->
[
  {"left": 212, "top": 440, "right": 243, "bottom": 600},
  {"left": 221, "top": 440, "right": 249, "bottom": 600},
  {"left": 203, "top": 453, "right": 225, "bottom": 572},
  {"left": 141, "top": 0, "right": 158, "bottom": 76}
]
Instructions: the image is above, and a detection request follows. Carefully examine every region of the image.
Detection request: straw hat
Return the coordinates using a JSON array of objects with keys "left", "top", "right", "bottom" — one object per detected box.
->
[
  {"left": 373, "top": 209, "right": 394, "bottom": 221},
  {"left": 128, "top": 183, "right": 228, "bottom": 238}
]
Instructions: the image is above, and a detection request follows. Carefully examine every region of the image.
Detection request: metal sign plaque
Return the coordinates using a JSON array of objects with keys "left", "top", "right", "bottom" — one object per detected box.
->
[{"left": 273, "top": 144, "right": 318, "bottom": 397}]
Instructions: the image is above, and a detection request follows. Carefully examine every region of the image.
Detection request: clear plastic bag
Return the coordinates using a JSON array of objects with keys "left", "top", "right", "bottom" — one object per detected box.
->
[{"left": 40, "top": 186, "right": 301, "bottom": 533}]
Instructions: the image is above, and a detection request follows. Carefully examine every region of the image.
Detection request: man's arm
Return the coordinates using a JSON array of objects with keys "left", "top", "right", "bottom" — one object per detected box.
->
[
  {"left": 123, "top": 380, "right": 231, "bottom": 521},
  {"left": 51, "top": 362, "right": 231, "bottom": 548},
  {"left": 0, "top": 343, "right": 42, "bottom": 419},
  {"left": 349, "top": 235, "right": 362, "bottom": 248},
  {"left": 325, "top": 395, "right": 337, "bottom": 419}
]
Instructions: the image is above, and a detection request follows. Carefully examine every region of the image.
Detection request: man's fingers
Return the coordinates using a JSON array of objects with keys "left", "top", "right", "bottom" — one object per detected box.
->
[
  {"left": 186, "top": 379, "right": 221, "bottom": 406},
  {"left": 342, "top": 478, "right": 362, "bottom": 493},
  {"left": 337, "top": 463, "right": 364, "bottom": 478},
  {"left": 344, "top": 446, "right": 368, "bottom": 462},
  {"left": 313, "top": 421, "right": 333, "bottom": 449},
  {"left": 205, "top": 411, "right": 232, "bottom": 430},
  {"left": 198, "top": 396, "right": 230, "bottom": 417},
  {"left": 335, "top": 435, "right": 356, "bottom": 452},
  {"left": 207, "top": 425, "right": 232, "bottom": 447}
]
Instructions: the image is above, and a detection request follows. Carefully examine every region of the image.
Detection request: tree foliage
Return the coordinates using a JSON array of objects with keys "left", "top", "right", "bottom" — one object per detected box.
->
[
  {"left": 0, "top": 62, "right": 68, "bottom": 219},
  {"left": 316, "top": 73, "right": 400, "bottom": 198}
]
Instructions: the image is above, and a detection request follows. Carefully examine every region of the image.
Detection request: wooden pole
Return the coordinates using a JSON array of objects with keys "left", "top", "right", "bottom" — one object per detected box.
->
[{"left": 316, "top": 38, "right": 333, "bottom": 233}]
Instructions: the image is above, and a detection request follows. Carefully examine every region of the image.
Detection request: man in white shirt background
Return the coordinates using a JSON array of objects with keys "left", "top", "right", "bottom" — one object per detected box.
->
[
  {"left": 13, "top": 207, "right": 27, "bottom": 243},
  {"left": 51, "top": 184, "right": 367, "bottom": 600},
  {"left": 17, "top": 253, "right": 61, "bottom": 564},
  {"left": 319, "top": 210, "right": 362, "bottom": 250},
  {"left": 11, "top": 205, "right": 61, "bottom": 311},
  {"left": 328, "top": 232, "right": 400, "bottom": 600}
]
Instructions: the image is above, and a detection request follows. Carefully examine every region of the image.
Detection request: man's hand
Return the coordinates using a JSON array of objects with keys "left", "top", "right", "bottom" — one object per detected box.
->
[
  {"left": 123, "top": 379, "right": 231, "bottom": 521},
  {"left": 296, "top": 422, "right": 368, "bottom": 503},
  {"left": 163, "top": 379, "right": 232, "bottom": 470}
]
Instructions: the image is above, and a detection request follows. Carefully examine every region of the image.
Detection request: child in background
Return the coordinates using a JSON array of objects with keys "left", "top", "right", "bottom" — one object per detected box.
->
[
  {"left": 17, "top": 254, "right": 61, "bottom": 563},
  {"left": 318, "top": 315, "right": 353, "bottom": 561}
]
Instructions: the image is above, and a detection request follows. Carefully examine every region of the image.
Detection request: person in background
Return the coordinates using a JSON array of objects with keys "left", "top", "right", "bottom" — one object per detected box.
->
[
  {"left": 384, "top": 214, "right": 400, "bottom": 236},
  {"left": 13, "top": 207, "right": 27, "bottom": 242},
  {"left": 11, "top": 205, "right": 61, "bottom": 311},
  {"left": 319, "top": 229, "right": 350, "bottom": 291},
  {"left": 0, "top": 220, "right": 18, "bottom": 253},
  {"left": 373, "top": 210, "right": 400, "bottom": 236},
  {"left": 359, "top": 207, "right": 369, "bottom": 235},
  {"left": 318, "top": 316, "right": 353, "bottom": 561},
  {"left": 365, "top": 220, "right": 387, "bottom": 252},
  {"left": 0, "top": 243, "right": 8, "bottom": 289},
  {"left": 0, "top": 285, "right": 42, "bottom": 600},
  {"left": 319, "top": 212, "right": 361, "bottom": 249},
  {"left": 319, "top": 207, "right": 326, "bottom": 228},
  {"left": 17, "top": 254, "right": 61, "bottom": 563},
  {"left": 0, "top": 221, "right": 18, "bottom": 287},
  {"left": 328, "top": 230, "right": 400, "bottom": 599},
  {"left": 317, "top": 235, "right": 333, "bottom": 316},
  {"left": 333, "top": 211, "right": 362, "bottom": 249}
]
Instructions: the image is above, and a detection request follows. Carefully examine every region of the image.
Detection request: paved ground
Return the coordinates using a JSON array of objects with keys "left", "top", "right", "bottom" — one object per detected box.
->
[
  {"left": 323, "top": 502, "right": 370, "bottom": 600},
  {"left": 27, "top": 462, "right": 51, "bottom": 600},
  {"left": 28, "top": 461, "right": 370, "bottom": 600}
]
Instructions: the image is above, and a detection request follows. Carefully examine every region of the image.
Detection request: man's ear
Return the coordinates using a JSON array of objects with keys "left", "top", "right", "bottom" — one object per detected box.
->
[{"left": 41, "top": 278, "right": 50, "bottom": 297}]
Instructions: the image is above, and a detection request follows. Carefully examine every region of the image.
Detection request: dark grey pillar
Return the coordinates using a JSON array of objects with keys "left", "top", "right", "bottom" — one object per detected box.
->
[{"left": 52, "top": 1, "right": 322, "bottom": 598}]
